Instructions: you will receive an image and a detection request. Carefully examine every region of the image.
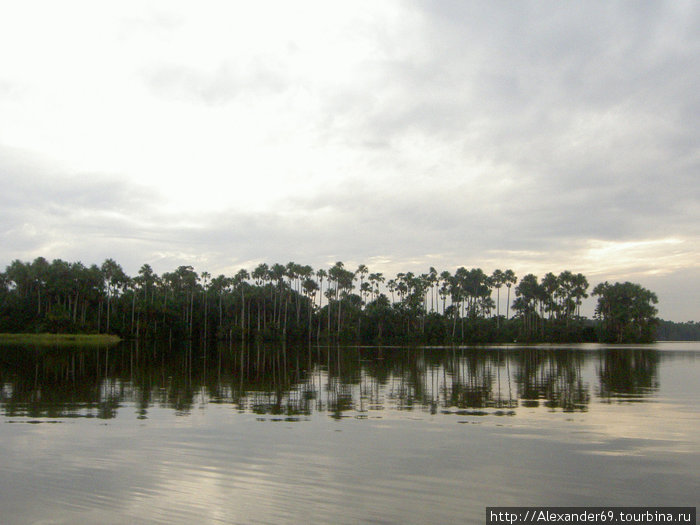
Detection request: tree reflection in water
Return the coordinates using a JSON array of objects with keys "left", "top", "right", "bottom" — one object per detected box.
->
[
  {"left": 0, "top": 343, "right": 661, "bottom": 420},
  {"left": 597, "top": 349, "right": 659, "bottom": 401},
  {"left": 514, "top": 349, "right": 590, "bottom": 412}
]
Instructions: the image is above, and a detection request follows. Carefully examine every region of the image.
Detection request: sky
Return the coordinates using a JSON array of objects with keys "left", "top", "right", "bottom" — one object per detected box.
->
[{"left": 0, "top": 1, "right": 698, "bottom": 321}]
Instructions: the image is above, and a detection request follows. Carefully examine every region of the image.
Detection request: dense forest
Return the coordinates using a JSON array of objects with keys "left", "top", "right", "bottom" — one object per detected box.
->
[
  {"left": 0, "top": 257, "right": 660, "bottom": 344},
  {"left": 655, "top": 320, "right": 700, "bottom": 341}
]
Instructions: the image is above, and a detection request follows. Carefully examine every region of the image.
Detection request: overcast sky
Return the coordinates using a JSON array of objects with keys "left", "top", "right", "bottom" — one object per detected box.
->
[{"left": 1, "top": 1, "right": 698, "bottom": 321}]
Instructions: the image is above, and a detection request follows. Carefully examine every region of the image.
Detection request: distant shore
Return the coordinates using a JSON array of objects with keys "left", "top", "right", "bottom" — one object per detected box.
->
[
  {"left": 2, "top": 257, "right": 661, "bottom": 344},
  {"left": 0, "top": 333, "right": 121, "bottom": 346}
]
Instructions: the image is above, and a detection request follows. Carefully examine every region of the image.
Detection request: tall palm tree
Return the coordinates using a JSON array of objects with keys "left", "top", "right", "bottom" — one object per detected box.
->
[
  {"left": 439, "top": 270, "right": 451, "bottom": 314},
  {"left": 334, "top": 264, "right": 355, "bottom": 335},
  {"left": 356, "top": 264, "right": 368, "bottom": 304},
  {"left": 541, "top": 272, "right": 559, "bottom": 320},
  {"left": 269, "top": 263, "right": 286, "bottom": 328},
  {"left": 302, "top": 277, "right": 319, "bottom": 338},
  {"left": 295, "top": 265, "right": 314, "bottom": 324},
  {"left": 31, "top": 256, "right": 49, "bottom": 315},
  {"left": 504, "top": 269, "right": 517, "bottom": 321},
  {"left": 210, "top": 274, "right": 230, "bottom": 332},
  {"left": 316, "top": 268, "right": 327, "bottom": 310},
  {"left": 428, "top": 267, "right": 438, "bottom": 313},
  {"left": 491, "top": 269, "right": 505, "bottom": 327},
  {"left": 572, "top": 273, "right": 589, "bottom": 318},
  {"left": 514, "top": 273, "right": 541, "bottom": 337},
  {"left": 368, "top": 272, "right": 384, "bottom": 301},
  {"left": 137, "top": 264, "right": 157, "bottom": 304},
  {"left": 101, "top": 258, "right": 126, "bottom": 333},
  {"left": 201, "top": 271, "right": 211, "bottom": 340},
  {"left": 235, "top": 269, "right": 250, "bottom": 336},
  {"left": 252, "top": 263, "right": 269, "bottom": 331},
  {"left": 387, "top": 278, "right": 396, "bottom": 305}
]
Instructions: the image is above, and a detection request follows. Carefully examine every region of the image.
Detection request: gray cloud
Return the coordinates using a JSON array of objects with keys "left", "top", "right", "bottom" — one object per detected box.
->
[
  {"left": 2, "top": 150, "right": 698, "bottom": 321},
  {"left": 1, "top": 141, "right": 696, "bottom": 262},
  {"left": 311, "top": 2, "right": 700, "bottom": 246},
  {"left": 1, "top": 2, "right": 699, "bottom": 321},
  {"left": 342, "top": 4, "right": 698, "bottom": 148},
  {"left": 144, "top": 61, "right": 289, "bottom": 105}
]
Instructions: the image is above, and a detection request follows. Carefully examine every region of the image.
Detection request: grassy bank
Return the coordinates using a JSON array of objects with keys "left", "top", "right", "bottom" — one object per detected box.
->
[{"left": 0, "top": 333, "right": 121, "bottom": 346}]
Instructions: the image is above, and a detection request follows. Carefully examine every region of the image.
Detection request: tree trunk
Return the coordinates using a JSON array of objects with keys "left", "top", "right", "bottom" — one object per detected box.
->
[
  {"left": 131, "top": 293, "right": 136, "bottom": 337},
  {"left": 506, "top": 287, "right": 511, "bottom": 320},
  {"left": 106, "top": 289, "right": 111, "bottom": 333}
]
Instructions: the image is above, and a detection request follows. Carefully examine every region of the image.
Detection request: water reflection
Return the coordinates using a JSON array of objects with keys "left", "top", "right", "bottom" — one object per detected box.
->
[
  {"left": 0, "top": 343, "right": 676, "bottom": 421},
  {"left": 597, "top": 349, "right": 659, "bottom": 401},
  {"left": 514, "top": 349, "right": 590, "bottom": 412}
]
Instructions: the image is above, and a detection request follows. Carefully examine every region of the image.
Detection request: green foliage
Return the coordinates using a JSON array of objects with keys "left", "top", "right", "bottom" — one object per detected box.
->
[
  {"left": 655, "top": 320, "right": 700, "bottom": 341},
  {"left": 0, "top": 257, "right": 665, "bottom": 344},
  {"left": 592, "top": 282, "right": 658, "bottom": 343}
]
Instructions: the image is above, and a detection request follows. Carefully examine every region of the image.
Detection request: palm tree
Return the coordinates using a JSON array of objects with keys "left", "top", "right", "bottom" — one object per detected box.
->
[
  {"left": 360, "top": 281, "right": 372, "bottom": 305},
  {"left": 201, "top": 271, "right": 211, "bottom": 340},
  {"left": 541, "top": 272, "right": 559, "bottom": 320},
  {"left": 296, "top": 264, "right": 314, "bottom": 324},
  {"left": 368, "top": 272, "right": 384, "bottom": 301},
  {"left": 210, "top": 274, "right": 231, "bottom": 333},
  {"left": 285, "top": 261, "right": 301, "bottom": 326},
  {"left": 387, "top": 278, "right": 396, "bottom": 305},
  {"left": 324, "top": 286, "right": 336, "bottom": 335},
  {"left": 137, "top": 264, "right": 157, "bottom": 305},
  {"left": 270, "top": 263, "right": 286, "bottom": 328},
  {"left": 356, "top": 264, "right": 368, "bottom": 303},
  {"left": 428, "top": 267, "right": 438, "bottom": 312},
  {"left": 572, "top": 273, "right": 589, "bottom": 318},
  {"left": 302, "top": 277, "right": 319, "bottom": 338},
  {"left": 491, "top": 269, "right": 505, "bottom": 327},
  {"left": 252, "top": 263, "right": 269, "bottom": 331},
  {"left": 234, "top": 269, "right": 250, "bottom": 337},
  {"left": 504, "top": 269, "right": 517, "bottom": 321},
  {"left": 333, "top": 264, "right": 355, "bottom": 336},
  {"left": 436, "top": 271, "right": 450, "bottom": 314},
  {"left": 31, "top": 257, "right": 49, "bottom": 315},
  {"left": 514, "top": 274, "right": 540, "bottom": 337},
  {"left": 557, "top": 271, "right": 588, "bottom": 322},
  {"left": 101, "top": 258, "right": 126, "bottom": 333},
  {"left": 316, "top": 269, "right": 327, "bottom": 309}
]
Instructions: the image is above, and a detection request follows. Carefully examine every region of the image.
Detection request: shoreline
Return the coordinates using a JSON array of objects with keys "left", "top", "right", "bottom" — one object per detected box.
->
[{"left": 0, "top": 333, "right": 121, "bottom": 346}]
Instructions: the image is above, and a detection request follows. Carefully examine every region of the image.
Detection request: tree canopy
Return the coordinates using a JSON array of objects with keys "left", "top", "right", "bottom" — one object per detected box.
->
[
  {"left": 0, "top": 257, "right": 660, "bottom": 344},
  {"left": 592, "top": 281, "right": 658, "bottom": 343}
]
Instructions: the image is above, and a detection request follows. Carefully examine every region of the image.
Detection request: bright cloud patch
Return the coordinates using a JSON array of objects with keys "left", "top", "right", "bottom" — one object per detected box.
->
[{"left": 0, "top": 1, "right": 699, "bottom": 320}]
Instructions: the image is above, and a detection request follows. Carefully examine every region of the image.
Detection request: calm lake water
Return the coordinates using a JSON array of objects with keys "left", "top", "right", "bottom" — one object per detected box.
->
[{"left": 1, "top": 341, "right": 698, "bottom": 524}]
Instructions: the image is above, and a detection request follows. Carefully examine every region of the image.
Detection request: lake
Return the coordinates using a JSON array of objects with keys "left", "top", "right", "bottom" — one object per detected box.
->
[{"left": 1, "top": 341, "right": 698, "bottom": 524}]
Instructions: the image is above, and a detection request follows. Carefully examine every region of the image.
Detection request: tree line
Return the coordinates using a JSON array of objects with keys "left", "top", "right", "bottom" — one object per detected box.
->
[
  {"left": 655, "top": 320, "right": 700, "bottom": 341},
  {"left": 0, "top": 257, "right": 659, "bottom": 343}
]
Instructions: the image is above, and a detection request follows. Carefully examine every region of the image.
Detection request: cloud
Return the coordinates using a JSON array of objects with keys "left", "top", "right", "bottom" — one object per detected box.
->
[
  {"left": 0, "top": 2, "right": 698, "bottom": 320},
  {"left": 144, "top": 62, "right": 289, "bottom": 106},
  {"left": 1, "top": 145, "right": 698, "bottom": 321}
]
